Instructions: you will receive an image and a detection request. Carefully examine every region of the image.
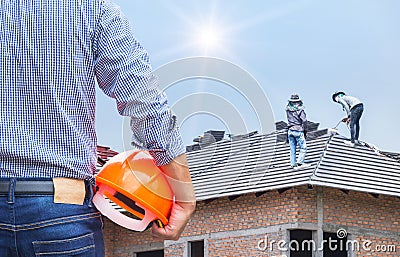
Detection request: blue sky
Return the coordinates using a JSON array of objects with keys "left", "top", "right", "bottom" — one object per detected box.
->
[{"left": 96, "top": 0, "right": 400, "bottom": 153}]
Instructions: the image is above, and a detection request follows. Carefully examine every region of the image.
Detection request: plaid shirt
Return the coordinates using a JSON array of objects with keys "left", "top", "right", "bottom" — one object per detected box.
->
[{"left": 0, "top": 0, "right": 184, "bottom": 181}]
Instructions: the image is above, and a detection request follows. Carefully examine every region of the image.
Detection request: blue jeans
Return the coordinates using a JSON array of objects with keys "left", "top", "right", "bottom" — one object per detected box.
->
[
  {"left": 0, "top": 178, "right": 104, "bottom": 257},
  {"left": 350, "top": 104, "right": 364, "bottom": 143},
  {"left": 288, "top": 130, "right": 307, "bottom": 166}
]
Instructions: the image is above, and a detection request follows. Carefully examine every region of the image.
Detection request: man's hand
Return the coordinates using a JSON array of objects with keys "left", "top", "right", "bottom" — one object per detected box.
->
[
  {"left": 151, "top": 201, "right": 195, "bottom": 240},
  {"left": 342, "top": 117, "right": 350, "bottom": 124},
  {"left": 151, "top": 154, "right": 196, "bottom": 240}
]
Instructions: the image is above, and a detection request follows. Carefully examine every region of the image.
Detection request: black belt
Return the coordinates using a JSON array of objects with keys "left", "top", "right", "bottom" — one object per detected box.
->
[{"left": 0, "top": 180, "right": 92, "bottom": 195}]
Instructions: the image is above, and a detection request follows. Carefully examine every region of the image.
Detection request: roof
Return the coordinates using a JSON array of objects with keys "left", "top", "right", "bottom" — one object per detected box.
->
[
  {"left": 187, "top": 122, "right": 400, "bottom": 201},
  {"left": 97, "top": 145, "right": 119, "bottom": 166}
]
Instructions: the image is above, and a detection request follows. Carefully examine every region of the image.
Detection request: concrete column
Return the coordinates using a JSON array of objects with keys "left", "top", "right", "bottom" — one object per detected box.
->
[{"left": 315, "top": 186, "right": 324, "bottom": 257}]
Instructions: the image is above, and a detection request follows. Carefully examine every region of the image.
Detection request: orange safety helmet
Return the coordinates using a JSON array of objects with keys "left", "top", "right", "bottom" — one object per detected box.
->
[{"left": 92, "top": 150, "right": 174, "bottom": 231}]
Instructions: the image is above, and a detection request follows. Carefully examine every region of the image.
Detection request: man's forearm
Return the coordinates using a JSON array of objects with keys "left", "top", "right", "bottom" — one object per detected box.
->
[
  {"left": 160, "top": 154, "right": 196, "bottom": 204},
  {"left": 151, "top": 153, "right": 196, "bottom": 240}
]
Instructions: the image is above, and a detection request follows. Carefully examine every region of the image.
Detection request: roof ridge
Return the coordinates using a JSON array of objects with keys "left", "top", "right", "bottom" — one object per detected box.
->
[{"left": 308, "top": 131, "right": 336, "bottom": 184}]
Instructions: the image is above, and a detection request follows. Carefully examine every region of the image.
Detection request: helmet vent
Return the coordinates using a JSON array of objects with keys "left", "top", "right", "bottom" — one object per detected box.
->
[{"left": 114, "top": 192, "right": 145, "bottom": 216}]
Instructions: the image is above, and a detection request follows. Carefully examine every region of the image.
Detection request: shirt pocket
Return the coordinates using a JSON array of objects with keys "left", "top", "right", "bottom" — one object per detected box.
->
[{"left": 32, "top": 233, "right": 95, "bottom": 257}]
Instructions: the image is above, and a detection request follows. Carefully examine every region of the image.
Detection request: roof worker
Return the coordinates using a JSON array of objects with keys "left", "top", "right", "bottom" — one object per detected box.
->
[
  {"left": 286, "top": 94, "right": 311, "bottom": 170},
  {"left": 332, "top": 91, "right": 364, "bottom": 147},
  {"left": 0, "top": 1, "right": 195, "bottom": 256}
]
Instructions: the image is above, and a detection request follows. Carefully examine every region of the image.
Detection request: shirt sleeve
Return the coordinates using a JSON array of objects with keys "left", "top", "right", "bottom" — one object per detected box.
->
[
  {"left": 299, "top": 110, "right": 308, "bottom": 131},
  {"left": 93, "top": 1, "right": 185, "bottom": 166}
]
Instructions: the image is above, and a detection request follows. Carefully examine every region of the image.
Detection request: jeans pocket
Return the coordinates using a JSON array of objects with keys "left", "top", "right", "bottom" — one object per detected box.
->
[{"left": 32, "top": 233, "right": 95, "bottom": 257}]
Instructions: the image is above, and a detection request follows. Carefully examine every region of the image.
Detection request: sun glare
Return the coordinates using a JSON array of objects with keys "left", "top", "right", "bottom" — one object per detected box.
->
[
  {"left": 198, "top": 26, "right": 220, "bottom": 49},
  {"left": 193, "top": 23, "right": 225, "bottom": 54},
  {"left": 157, "top": 2, "right": 238, "bottom": 57}
]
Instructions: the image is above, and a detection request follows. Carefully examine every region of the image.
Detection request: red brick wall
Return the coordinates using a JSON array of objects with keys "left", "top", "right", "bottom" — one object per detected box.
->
[
  {"left": 103, "top": 218, "right": 162, "bottom": 257},
  {"left": 164, "top": 243, "right": 185, "bottom": 257},
  {"left": 208, "top": 233, "right": 282, "bottom": 257},
  {"left": 323, "top": 188, "right": 400, "bottom": 233},
  {"left": 103, "top": 188, "right": 301, "bottom": 256},
  {"left": 181, "top": 189, "right": 300, "bottom": 236},
  {"left": 294, "top": 186, "right": 318, "bottom": 224},
  {"left": 103, "top": 186, "right": 400, "bottom": 256},
  {"left": 103, "top": 219, "right": 115, "bottom": 257}
]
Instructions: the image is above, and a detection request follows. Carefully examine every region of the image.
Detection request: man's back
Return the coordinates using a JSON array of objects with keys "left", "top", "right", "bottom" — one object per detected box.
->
[
  {"left": 0, "top": 1, "right": 195, "bottom": 250},
  {"left": 1, "top": 1, "right": 159, "bottom": 180},
  {"left": 1, "top": 0, "right": 102, "bottom": 179}
]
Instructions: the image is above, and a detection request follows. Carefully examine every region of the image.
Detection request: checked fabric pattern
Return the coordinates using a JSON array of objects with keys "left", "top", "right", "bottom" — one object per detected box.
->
[{"left": 0, "top": 0, "right": 184, "bottom": 180}]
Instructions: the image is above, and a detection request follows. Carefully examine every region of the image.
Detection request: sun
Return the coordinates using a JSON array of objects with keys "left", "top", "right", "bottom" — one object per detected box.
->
[
  {"left": 193, "top": 23, "right": 224, "bottom": 54},
  {"left": 198, "top": 26, "right": 220, "bottom": 49}
]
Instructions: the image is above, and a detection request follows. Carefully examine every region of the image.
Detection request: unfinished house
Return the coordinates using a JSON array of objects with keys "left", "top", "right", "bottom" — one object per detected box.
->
[{"left": 99, "top": 122, "right": 400, "bottom": 257}]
